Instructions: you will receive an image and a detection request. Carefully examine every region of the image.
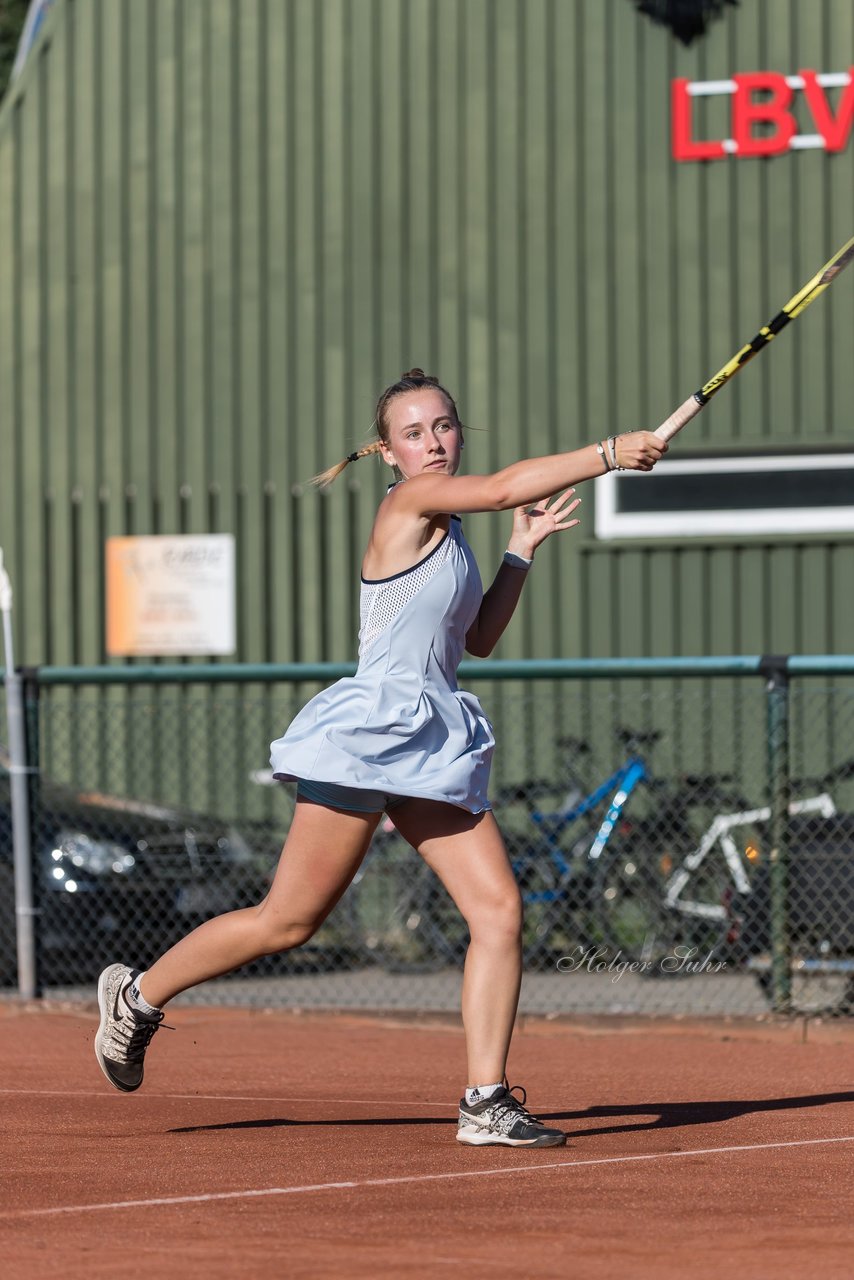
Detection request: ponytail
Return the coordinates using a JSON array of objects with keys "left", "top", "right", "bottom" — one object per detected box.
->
[{"left": 309, "top": 439, "right": 385, "bottom": 490}]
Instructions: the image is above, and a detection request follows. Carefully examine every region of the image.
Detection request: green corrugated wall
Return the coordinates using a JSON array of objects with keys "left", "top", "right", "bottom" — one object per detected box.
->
[{"left": 1, "top": 0, "right": 853, "bottom": 672}]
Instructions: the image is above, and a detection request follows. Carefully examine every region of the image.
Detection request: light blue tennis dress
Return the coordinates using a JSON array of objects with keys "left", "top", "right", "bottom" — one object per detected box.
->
[{"left": 269, "top": 515, "right": 494, "bottom": 812}]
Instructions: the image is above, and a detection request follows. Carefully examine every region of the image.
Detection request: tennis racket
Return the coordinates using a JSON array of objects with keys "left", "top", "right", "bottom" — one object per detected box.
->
[{"left": 655, "top": 234, "right": 854, "bottom": 442}]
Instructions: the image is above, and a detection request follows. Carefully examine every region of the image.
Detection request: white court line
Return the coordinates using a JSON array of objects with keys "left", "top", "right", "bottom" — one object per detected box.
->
[
  {"left": 0, "top": 1088, "right": 453, "bottom": 1110},
  {"left": 4, "top": 1134, "right": 854, "bottom": 1221}
]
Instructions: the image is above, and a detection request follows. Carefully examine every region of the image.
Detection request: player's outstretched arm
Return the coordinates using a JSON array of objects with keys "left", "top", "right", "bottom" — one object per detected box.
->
[{"left": 393, "top": 432, "right": 665, "bottom": 518}]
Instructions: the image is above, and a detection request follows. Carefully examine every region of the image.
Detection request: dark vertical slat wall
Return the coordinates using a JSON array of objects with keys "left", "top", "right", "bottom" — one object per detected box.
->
[{"left": 1, "top": 0, "right": 853, "bottom": 672}]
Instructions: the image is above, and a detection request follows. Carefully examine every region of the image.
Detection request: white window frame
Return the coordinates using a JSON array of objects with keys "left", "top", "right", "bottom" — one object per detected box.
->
[{"left": 594, "top": 453, "right": 854, "bottom": 540}]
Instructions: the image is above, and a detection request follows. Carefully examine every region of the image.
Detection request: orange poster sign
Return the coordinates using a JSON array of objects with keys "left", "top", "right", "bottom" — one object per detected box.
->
[{"left": 106, "top": 535, "right": 236, "bottom": 656}]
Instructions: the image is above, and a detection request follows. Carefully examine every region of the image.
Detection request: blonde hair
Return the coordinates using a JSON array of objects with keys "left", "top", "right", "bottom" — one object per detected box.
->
[
  {"left": 310, "top": 440, "right": 385, "bottom": 490},
  {"left": 309, "top": 368, "right": 462, "bottom": 489}
]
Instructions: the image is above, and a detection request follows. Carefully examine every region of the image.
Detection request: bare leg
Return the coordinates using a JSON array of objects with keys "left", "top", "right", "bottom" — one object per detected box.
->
[
  {"left": 138, "top": 800, "right": 380, "bottom": 1009},
  {"left": 390, "top": 800, "right": 522, "bottom": 1085}
]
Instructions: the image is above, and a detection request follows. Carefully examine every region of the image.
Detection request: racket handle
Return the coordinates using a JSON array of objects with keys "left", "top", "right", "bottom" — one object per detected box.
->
[{"left": 654, "top": 394, "right": 704, "bottom": 443}]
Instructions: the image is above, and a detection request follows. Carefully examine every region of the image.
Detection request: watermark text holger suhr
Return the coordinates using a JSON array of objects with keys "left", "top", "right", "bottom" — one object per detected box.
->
[{"left": 556, "top": 945, "right": 727, "bottom": 982}]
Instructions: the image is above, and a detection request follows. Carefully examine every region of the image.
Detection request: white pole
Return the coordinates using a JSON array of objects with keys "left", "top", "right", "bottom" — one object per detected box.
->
[{"left": 0, "top": 548, "right": 38, "bottom": 999}]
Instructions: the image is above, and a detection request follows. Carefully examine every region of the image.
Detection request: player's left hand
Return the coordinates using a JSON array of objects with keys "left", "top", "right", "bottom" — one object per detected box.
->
[{"left": 507, "top": 488, "right": 581, "bottom": 560}]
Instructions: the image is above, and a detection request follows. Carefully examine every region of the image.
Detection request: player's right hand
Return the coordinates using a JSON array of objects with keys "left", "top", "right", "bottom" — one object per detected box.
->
[{"left": 614, "top": 431, "right": 667, "bottom": 471}]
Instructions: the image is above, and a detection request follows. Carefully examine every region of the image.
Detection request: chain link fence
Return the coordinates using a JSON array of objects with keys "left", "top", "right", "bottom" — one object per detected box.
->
[{"left": 3, "top": 660, "right": 854, "bottom": 1018}]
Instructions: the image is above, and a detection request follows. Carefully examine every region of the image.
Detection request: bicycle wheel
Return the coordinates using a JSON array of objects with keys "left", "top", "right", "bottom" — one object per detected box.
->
[
  {"left": 661, "top": 820, "right": 764, "bottom": 964},
  {"left": 595, "top": 825, "right": 761, "bottom": 969},
  {"left": 514, "top": 849, "right": 575, "bottom": 969},
  {"left": 342, "top": 832, "right": 468, "bottom": 972},
  {"left": 592, "top": 841, "right": 674, "bottom": 965}
]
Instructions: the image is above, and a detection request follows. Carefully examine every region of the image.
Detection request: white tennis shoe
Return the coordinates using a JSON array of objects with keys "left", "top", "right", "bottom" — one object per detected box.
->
[
  {"left": 94, "top": 962, "right": 166, "bottom": 1092},
  {"left": 457, "top": 1084, "right": 566, "bottom": 1147}
]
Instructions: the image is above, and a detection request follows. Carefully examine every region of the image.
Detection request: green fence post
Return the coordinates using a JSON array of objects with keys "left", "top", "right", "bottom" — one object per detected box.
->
[
  {"left": 24, "top": 670, "right": 43, "bottom": 997},
  {"left": 761, "top": 656, "right": 791, "bottom": 1014}
]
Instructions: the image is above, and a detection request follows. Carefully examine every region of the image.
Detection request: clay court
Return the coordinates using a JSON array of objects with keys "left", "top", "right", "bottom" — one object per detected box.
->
[{"left": 1, "top": 1003, "right": 853, "bottom": 1278}]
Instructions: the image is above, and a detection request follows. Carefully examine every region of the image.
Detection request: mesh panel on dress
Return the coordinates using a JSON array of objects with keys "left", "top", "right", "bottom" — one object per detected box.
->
[{"left": 359, "top": 535, "right": 453, "bottom": 657}]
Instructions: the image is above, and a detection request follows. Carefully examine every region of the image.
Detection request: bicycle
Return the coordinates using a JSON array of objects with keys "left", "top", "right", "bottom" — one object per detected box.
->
[
  {"left": 342, "top": 728, "right": 669, "bottom": 971},
  {"left": 594, "top": 759, "right": 854, "bottom": 972},
  {"left": 497, "top": 729, "right": 679, "bottom": 968}
]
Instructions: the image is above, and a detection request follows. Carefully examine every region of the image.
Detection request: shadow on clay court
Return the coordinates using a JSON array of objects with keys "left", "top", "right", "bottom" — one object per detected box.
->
[{"left": 168, "top": 1090, "right": 854, "bottom": 1137}]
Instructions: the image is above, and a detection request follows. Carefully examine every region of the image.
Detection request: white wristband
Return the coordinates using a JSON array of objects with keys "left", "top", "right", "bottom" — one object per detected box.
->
[{"left": 503, "top": 550, "right": 533, "bottom": 570}]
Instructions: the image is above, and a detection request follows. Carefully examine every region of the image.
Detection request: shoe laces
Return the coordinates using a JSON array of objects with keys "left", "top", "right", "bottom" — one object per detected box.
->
[
  {"left": 130, "top": 1014, "right": 173, "bottom": 1062},
  {"left": 476, "top": 1083, "right": 542, "bottom": 1134},
  {"left": 114, "top": 1006, "right": 173, "bottom": 1063},
  {"left": 503, "top": 1082, "right": 539, "bottom": 1121}
]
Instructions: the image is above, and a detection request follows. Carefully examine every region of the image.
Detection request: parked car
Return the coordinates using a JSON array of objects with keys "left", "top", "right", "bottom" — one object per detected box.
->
[{"left": 0, "top": 746, "right": 274, "bottom": 987}]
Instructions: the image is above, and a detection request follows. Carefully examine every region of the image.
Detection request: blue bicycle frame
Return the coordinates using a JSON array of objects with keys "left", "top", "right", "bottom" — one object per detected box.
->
[
  {"left": 518, "top": 755, "right": 650, "bottom": 908},
  {"left": 586, "top": 757, "right": 648, "bottom": 861}
]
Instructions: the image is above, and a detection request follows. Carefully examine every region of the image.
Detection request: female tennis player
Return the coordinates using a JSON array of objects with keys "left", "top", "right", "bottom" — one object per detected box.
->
[{"left": 95, "top": 369, "right": 665, "bottom": 1147}]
